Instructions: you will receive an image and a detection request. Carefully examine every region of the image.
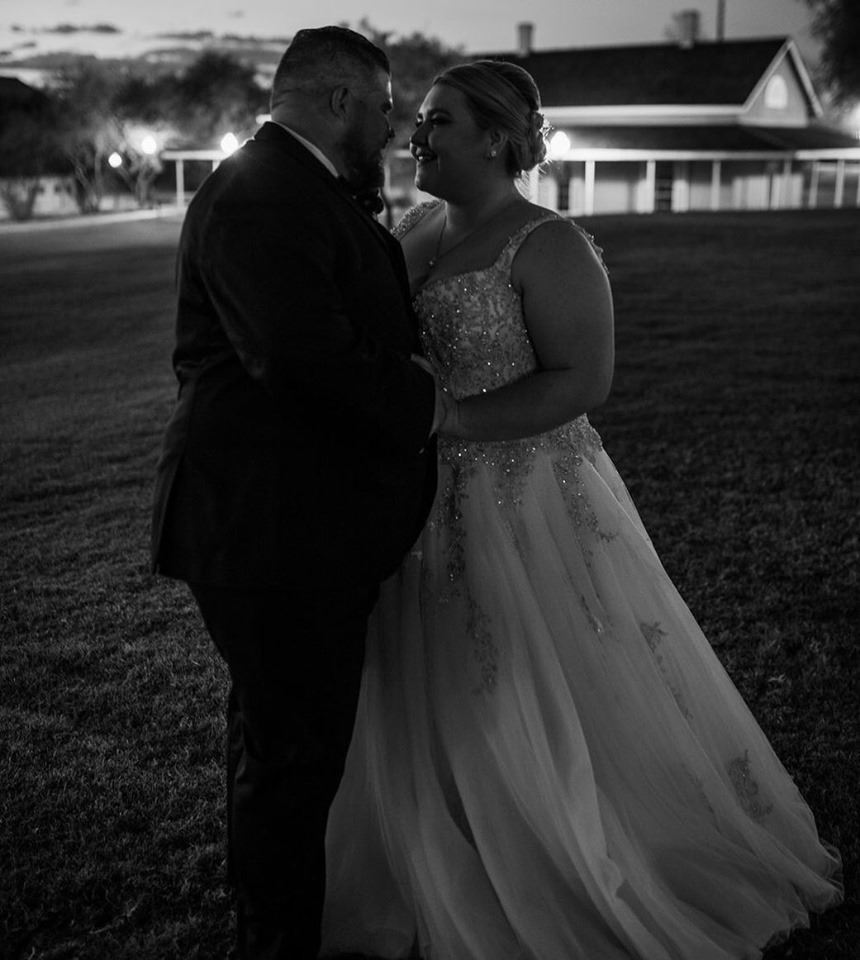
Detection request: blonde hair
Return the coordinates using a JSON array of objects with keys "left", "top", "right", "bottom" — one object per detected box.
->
[{"left": 434, "top": 60, "right": 547, "bottom": 175}]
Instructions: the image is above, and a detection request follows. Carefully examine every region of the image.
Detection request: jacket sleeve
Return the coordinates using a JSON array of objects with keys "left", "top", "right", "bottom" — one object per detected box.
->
[{"left": 192, "top": 193, "right": 436, "bottom": 454}]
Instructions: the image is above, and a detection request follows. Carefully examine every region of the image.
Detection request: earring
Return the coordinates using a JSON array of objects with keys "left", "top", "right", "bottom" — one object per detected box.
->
[{"left": 488, "top": 149, "right": 497, "bottom": 159}]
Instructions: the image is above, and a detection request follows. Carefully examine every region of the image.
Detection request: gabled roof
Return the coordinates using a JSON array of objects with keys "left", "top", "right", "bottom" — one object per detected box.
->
[
  {"left": 562, "top": 123, "right": 860, "bottom": 154},
  {"left": 480, "top": 37, "right": 795, "bottom": 108}
]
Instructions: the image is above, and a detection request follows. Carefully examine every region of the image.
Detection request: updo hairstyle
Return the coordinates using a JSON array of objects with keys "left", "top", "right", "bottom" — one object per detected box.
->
[{"left": 433, "top": 60, "right": 548, "bottom": 176}]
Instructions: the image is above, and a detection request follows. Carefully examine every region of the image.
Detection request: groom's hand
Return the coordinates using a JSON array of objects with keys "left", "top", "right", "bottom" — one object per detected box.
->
[
  {"left": 410, "top": 354, "right": 448, "bottom": 437},
  {"left": 436, "top": 389, "right": 460, "bottom": 437},
  {"left": 410, "top": 354, "right": 433, "bottom": 376},
  {"left": 410, "top": 355, "right": 460, "bottom": 437}
]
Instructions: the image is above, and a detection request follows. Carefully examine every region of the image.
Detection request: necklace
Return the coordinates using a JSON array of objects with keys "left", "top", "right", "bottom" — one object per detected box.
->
[
  {"left": 426, "top": 213, "right": 448, "bottom": 270},
  {"left": 427, "top": 198, "right": 519, "bottom": 270}
]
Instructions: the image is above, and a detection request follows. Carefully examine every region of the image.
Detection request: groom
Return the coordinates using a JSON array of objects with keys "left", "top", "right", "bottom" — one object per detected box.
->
[{"left": 151, "top": 26, "right": 439, "bottom": 960}]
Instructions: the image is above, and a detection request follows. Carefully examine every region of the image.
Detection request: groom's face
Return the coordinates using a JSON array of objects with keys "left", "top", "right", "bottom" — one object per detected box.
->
[{"left": 340, "top": 68, "right": 394, "bottom": 191}]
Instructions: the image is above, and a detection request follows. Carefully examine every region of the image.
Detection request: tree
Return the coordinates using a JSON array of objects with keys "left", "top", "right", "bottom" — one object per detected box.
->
[
  {"left": 171, "top": 50, "right": 267, "bottom": 148},
  {"left": 799, "top": 0, "right": 860, "bottom": 106},
  {"left": 45, "top": 52, "right": 264, "bottom": 212},
  {"left": 0, "top": 112, "right": 63, "bottom": 220},
  {"left": 0, "top": 79, "right": 64, "bottom": 220},
  {"left": 112, "top": 78, "right": 179, "bottom": 207},
  {"left": 50, "top": 59, "right": 123, "bottom": 212}
]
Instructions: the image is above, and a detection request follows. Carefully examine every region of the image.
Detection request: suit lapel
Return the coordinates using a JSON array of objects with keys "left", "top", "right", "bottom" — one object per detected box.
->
[
  {"left": 251, "top": 122, "right": 419, "bottom": 337},
  {"left": 253, "top": 123, "right": 392, "bottom": 256}
]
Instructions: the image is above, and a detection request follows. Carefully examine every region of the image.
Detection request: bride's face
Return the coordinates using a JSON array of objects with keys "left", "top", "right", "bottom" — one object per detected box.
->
[{"left": 410, "top": 84, "right": 494, "bottom": 199}]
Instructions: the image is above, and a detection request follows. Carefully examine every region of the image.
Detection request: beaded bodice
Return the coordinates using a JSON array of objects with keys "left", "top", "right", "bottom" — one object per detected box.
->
[
  {"left": 396, "top": 201, "right": 553, "bottom": 400},
  {"left": 393, "top": 203, "right": 612, "bottom": 692},
  {"left": 394, "top": 202, "right": 606, "bottom": 473}
]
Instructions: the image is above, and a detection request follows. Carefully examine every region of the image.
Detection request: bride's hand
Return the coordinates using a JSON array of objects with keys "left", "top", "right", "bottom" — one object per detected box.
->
[
  {"left": 438, "top": 389, "right": 462, "bottom": 437},
  {"left": 410, "top": 354, "right": 461, "bottom": 437}
]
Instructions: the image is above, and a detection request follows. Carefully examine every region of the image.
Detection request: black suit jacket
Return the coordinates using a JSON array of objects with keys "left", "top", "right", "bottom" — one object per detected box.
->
[{"left": 151, "top": 123, "right": 437, "bottom": 588}]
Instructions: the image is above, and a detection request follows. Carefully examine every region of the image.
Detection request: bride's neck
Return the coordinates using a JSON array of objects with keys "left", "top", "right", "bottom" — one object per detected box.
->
[{"left": 443, "top": 184, "right": 523, "bottom": 233}]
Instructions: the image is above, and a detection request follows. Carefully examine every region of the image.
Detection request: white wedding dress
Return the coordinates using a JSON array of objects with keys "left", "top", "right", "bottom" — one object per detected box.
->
[{"left": 321, "top": 205, "right": 842, "bottom": 960}]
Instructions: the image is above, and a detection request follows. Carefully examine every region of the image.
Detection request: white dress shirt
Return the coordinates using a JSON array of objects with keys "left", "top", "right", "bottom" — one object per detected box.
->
[{"left": 271, "top": 121, "right": 339, "bottom": 179}]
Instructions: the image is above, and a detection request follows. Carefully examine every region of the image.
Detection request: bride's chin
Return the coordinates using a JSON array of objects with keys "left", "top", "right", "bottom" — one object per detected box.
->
[
  {"left": 415, "top": 165, "right": 436, "bottom": 186},
  {"left": 415, "top": 170, "right": 445, "bottom": 198}
]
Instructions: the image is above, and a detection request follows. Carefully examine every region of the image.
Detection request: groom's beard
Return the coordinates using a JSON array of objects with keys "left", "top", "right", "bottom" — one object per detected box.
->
[{"left": 340, "top": 125, "right": 387, "bottom": 194}]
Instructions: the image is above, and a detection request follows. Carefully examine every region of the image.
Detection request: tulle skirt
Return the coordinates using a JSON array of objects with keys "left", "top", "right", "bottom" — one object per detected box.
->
[{"left": 322, "top": 423, "right": 842, "bottom": 960}]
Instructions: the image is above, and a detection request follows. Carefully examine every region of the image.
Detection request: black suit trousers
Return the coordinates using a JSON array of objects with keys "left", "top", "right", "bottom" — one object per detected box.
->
[{"left": 190, "top": 580, "right": 378, "bottom": 960}]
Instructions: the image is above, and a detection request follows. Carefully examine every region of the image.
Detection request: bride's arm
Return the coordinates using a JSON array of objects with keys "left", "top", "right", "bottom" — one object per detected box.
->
[{"left": 441, "top": 220, "right": 614, "bottom": 441}]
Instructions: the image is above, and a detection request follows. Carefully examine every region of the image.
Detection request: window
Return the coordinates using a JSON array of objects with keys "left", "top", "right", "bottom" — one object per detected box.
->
[{"left": 765, "top": 75, "right": 789, "bottom": 110}]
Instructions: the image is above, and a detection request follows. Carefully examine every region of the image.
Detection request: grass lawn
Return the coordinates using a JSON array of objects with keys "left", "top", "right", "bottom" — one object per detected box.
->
[{"left": 1, "top": 208, "right": 858, "bottom": 959}]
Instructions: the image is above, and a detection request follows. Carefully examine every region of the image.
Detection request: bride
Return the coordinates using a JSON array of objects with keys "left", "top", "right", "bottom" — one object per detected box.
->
[{"left": 321, "top": 60, "right": 842, "bottom": 960}]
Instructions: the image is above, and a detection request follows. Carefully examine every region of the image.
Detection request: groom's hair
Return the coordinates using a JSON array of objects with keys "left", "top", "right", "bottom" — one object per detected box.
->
[{"left": 270, "top": 26, "right": 390, "bottom": 110}]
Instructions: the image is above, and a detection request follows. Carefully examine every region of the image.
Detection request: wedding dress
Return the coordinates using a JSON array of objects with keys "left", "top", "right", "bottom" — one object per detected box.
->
[{"left": 321, "top": 204, "right": 842, "bottom": 960}]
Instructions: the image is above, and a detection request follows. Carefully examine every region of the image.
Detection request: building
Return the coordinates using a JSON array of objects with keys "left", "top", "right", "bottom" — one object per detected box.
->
[
  {"left": 392, "top": 19, "right": 860, "bottom": 216},
  {"left": 0, "top": 76, "right": 80, "bottom": 221}
]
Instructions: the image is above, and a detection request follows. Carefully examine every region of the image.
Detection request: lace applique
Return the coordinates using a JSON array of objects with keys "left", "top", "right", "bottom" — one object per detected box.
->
[
  {"left": 468, "top": 598, "right": 498, "bottom": 694},
  {"left": 431, "top": 467, "right": 470, "bottom": 594},
  {"left": 579, "top": 594, "right": 606, "bottom": 637},
  {"left": 727, "top": 750, "right": 774, "bottom": 820},
  {"left": 638, "top": 621, "right": 693, "bottom": 720},
  {"left": 414, "top": 214, "right": 602, "bottom": 403},
  {"left": 640, "top": 621, "right": 668, "bottom": 651},
  {"left": 550, "top": 420, "right": 614, "bottom": 544},
  {"left": 411, "top": 208, "right": 611, "bottom": 697},
  {"left": 426, "top": 469, "right": 498, "bottom": 695}
]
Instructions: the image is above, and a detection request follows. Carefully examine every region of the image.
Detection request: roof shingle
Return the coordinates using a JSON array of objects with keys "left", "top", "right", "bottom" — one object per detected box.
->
[{"left": 478, "top": 38, "right": 789, "bottom": 107}]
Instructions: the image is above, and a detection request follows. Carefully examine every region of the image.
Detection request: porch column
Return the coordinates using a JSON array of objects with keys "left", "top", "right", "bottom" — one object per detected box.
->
[
  {"left": 834, "top": 159, "right": 846, "bottom": 207},
  {"left": 584, "top": 160, "right": 596, "bottom": 216},
  {"left": 710, "top": 160, "right": 721, "bottom": 211},
  {"left": 674, "top": 162, "right": 690, "bottom": 212},
  {"left": 767, "top": 163, "right": 778, "bottom": 210},
  {"left": 645, "top": 159, "right": 656, "bottom": 213},
  {"left": 781, "top": 159, "right": 792, "bottom": 208},
  {"left": 808, "top": 161, "right": 819, "bottom": 208},
  {"left": 176, "top": 158, "right": 185, "bottom": 206}
]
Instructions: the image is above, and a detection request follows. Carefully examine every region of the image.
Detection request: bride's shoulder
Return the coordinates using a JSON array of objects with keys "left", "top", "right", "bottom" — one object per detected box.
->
[
  {"left": 392, "top": 199, "right": 442, "bottom": 240},
  {"left": 513, "top": 206, "right": 608, "bottom": 277}
]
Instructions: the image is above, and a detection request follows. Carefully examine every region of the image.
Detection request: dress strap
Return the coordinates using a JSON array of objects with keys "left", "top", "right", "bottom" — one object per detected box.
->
[
  {"left": 392, "top": 200, "right": 441, "bottom": 241},
  {"left": 498, "top": 213, "right": 608, "bottom": 275},
  {"left": 394, "top": 202, "right": 608, "bottom": 275}
]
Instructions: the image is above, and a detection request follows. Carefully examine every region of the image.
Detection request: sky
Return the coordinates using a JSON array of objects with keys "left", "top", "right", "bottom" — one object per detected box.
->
[{"left": 0, "top": 0, "right": 820, "bottom": 62}]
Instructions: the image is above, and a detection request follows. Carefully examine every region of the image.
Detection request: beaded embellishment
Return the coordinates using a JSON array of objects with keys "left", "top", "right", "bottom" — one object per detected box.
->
[
  {"left": 398, "top": 206, "right": 609, "bottom": 695},
  {"left": 728, "top": 750, "right": 774, "bottom": 820}
]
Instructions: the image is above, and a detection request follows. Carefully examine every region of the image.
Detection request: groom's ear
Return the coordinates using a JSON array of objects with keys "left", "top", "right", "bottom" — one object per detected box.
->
[{"left": 329, "top": 86, "right": 350, "bottom": 121}]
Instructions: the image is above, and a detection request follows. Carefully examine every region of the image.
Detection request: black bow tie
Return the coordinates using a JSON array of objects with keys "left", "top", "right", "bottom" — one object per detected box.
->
[{"left": 337, "top": 178, "right": 385, "bottom": 217}]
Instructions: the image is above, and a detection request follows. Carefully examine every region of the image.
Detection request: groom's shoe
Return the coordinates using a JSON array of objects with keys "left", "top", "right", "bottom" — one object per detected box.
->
[{"left": 235, "top": 902, "right": 297, "bottom": 960}]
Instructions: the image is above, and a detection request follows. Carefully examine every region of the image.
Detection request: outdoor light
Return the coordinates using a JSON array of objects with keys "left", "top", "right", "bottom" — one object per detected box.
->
[
  {"left": 220, "top": 132, "right": 240, "bottom": 156},
  {"left": 140, "top": 134, "right": 158, "bottom": 156},
  {"left": 849, "top": 103, "right": 860, "bottom": 140},
  {"left": 108, "top": 152, "right": 123, "bottom": 169},
  {"left": 548, "top": 131, "right": 571, "bottom": 161}
]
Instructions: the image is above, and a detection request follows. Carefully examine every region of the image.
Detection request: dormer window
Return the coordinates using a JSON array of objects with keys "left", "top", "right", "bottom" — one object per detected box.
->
[{"left": 765, "top": 75, "right": 789, "bottom": 110}]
